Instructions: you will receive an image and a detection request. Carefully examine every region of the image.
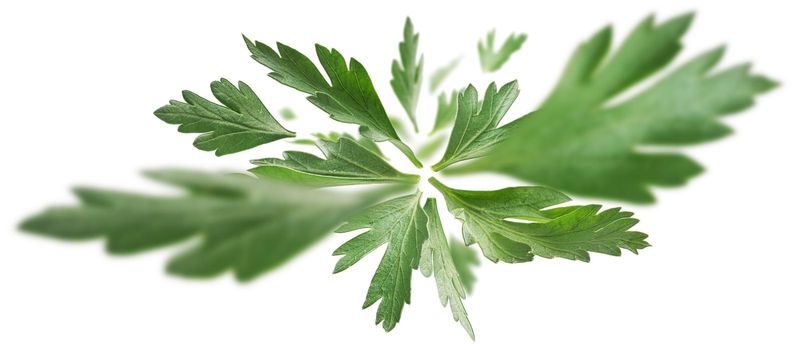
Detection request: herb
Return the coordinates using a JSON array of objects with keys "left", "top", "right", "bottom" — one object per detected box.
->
[
  {"left": 453, "top": 14, "right": 777, "bottom": 202},
  {"left": 432, "top": 81, "right": 519, "bottom": 171},
  {"left": 391, "top": 17, "right": 424, "bottom": 132},
  {"left": 421, "top": 198, "right": 474, "bottom": 339},
  {"left": 250, "top": 137, "right": 418, "bottom": 187},
  {"left": 243, "top": 37, "right": 422, "bottom": 167},
  {"left": 20, "top": 169, "right": 392, "bottom": 281},
  {"left": 478, "top": 30, "right": 527, "bottom": 72},
  {"left": 19, "top": 13, "right": 774, "bottom": 339},
  {"left": 154, "top": 79, "right": 294, "bottom": 156},
  {"left": 333, "top": 192, "right": 428, "bottom": 331},
  {"left": 430, "top": 178, "right": 648, "bottom": 263}
]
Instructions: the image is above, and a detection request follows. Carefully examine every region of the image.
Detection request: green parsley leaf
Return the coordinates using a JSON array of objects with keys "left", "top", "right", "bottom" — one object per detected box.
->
[
  {"left": 456, "top": 13, "right": 777, "bottom": 202},
  {"left": 243, "top": 37, "right": 423, "bottom": 168},
  {"left": 429, "top": 90, "right": 458, "bottom": 135},
  {"left": 19, "top": 169, "right": 388, "bottom": 281},
  {"left": 431, "top": 81, "right": 519, "bottom": 171},
  {"left": 391, "top": 17, "right": 424, "bottom": 132},
  {"left": 19, "top": 13, "right": 774, "bottom": 339},
  {"left": 429, "top": 178, "right": 649, "bottom": 263},
  {"left": 154, "top": 79, "right": 294, "bottom": 156},
  {"left": 420, "top": 198, "right": 474, "bottom": 339},
  {"left": 478, "top": 30, "right": 527, "bottom": 72},
  {"left": 429, "top": 57, "right": 460, "bottom": 93},
  {"left": 333, "top": 192, "right": 428, "bottom": 332},
  {"left": 250, "top": 137, "right": 418, "bottom": 187}
]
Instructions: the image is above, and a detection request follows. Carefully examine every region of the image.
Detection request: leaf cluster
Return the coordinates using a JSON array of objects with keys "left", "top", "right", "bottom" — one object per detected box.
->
[{"left": 20, "top": 13, "right": 774, "bottom": 339}]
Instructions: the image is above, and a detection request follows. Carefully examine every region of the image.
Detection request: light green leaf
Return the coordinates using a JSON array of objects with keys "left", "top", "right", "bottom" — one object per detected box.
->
[
  {"left": 457, "top": 13, "right": 777, "bottom": 202},
  {"left": 432, "top": 81, "right": 519, "bottom": 171},
  {"left": 278, "top": 107, "right": 296, "bottom": 120},
  {"left": 429, "top": 57, "right": 460, "bottom": 93},
  {"left": 154, "top": 79, "right": 294, "bottom": 156},
  {"left": 417, "top": 134, "right": 448, "bottom": 160},
  {"left": 389, "top": 115, "right": 413, "bottom": 140},
  {"left": 391, "top": 17, "right": 424, "bottom": 132},
  {"left": 449, "top": 236, "right": 480, "bottom": 294},
  {"left": 430, "top": 178, "right": 649, "bottom": 263},
  {"left": 429, "top": 90, "right": 458, "bottom": 135},
  {"left": 250, "top": 137, "right": 418, "bottom": 187},
  {"left": 333, "top": 192, "right": 428, "bottom": 332},
  {"left": 420, "top": 198, "right": 474, "bottom": 339},
  {"left": 478, "top": 30, "right": 527, "bottom": 72},
  {"left": 244, "top": 37, "right": 422, "bottom": 167},
  {"left": 19, "top": 169, "right": 388, "bottom": 281}
]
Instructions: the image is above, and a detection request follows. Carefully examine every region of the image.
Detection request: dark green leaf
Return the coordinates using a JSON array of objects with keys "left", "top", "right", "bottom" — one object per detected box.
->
[
  {"left": 430, "top": 178, "right": 649, "bottom": 263},
  {"left": 250, "top": 137, "right": 418, "bottom": 187},
  {"left": 333, "top": 192, "right": 428, "bottom": 332},
  {"left": 432, "top": 81, "right": 519, "bottom": 171},
  {"left": 154, "top": 79, "right": 294, "bottom": 156},
  {"left": 243, "top": 37, "right": 422, "bottom": 167}
]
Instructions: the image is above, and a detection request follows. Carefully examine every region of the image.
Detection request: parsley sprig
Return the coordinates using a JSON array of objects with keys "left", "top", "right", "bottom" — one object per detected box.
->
[{"left": 20, "top": 13, "right": 774, "bottom": 339}]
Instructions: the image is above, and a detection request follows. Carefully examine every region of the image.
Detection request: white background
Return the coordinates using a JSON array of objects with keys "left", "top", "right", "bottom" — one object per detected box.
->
[{"left": 1, "top": 0, "right": 799, "bottom": 348}]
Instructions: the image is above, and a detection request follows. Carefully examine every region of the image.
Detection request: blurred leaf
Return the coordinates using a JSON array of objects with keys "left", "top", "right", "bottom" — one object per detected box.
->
[
  {"left": 449, "top": 236, "right": 480, "bottom": 294},
  {"left": 429, "top": 90, "right": 458, "bottom": 135},
  {"left": 279, "top": 107, "right": 296, "bottom": 120},
  {"left": 453, "top": 13, "right": 777, "bottom": 203},
  {"left": 429, "top": 57, "right": 460, "bottom": 93},
  {"left": 478, "top": 30, "right": 527, "bottom": 72},
  {"left": 19, "top": 169, "right": 393, "bottom": 281},
  {"left": 390, "top": 115, "right": 413, "bottom": 140},
  {"left": 391, "top": 17, "right": 424, "bottom": 132},
  {"left": 417, "top": 134, "right": 447, "bottom": 160}
]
